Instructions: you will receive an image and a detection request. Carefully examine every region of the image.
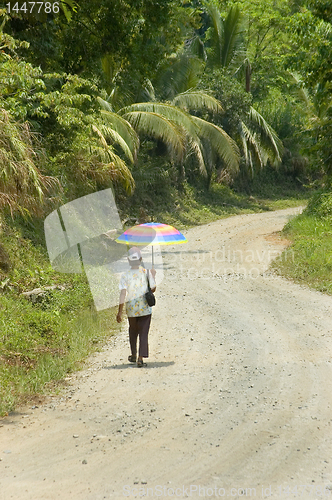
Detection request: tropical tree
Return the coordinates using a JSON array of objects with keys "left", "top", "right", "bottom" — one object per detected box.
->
[
  {"left": 287, "top": 73, "right": 332, "bottom": 180},
  {"left": 190, "top": 2, "right": 284, "bottom": 178},
  {"left": 38, "top": 74, "right": 136, "bottom": 196},
  {"left": 96, "top": 86, "right": 240, "bottom": 191},
  {"left": 0, "top": 23, "right": 136, "bottom": 200},
  {"left": 203, "top": 3, "right": 247, "bottom": 75},
  {"left": 285, "top": 2, "right": 332, "bottom": 182},
  {"left": 4, "top": 0, "right": 199, "bottom": 79}
]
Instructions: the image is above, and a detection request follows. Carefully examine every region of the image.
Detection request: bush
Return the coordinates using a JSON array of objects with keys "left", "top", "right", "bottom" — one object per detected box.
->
[{"left": 305, "top": 191, "right": 332, "bottom": 220}]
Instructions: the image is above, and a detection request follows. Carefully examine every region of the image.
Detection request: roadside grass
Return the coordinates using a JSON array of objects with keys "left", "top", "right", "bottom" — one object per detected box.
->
[
  {"left": 0, "top": 289, "right": 118, "bottom": 416},
  {"left": 272, "top": 213, "right": 332, "bottom": 294},
  {"left": 0, "top": 223, "right": 119, "bottom": 416}
]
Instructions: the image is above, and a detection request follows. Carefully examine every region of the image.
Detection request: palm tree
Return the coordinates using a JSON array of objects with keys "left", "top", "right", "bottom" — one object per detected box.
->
[
  {"left": 96, "top": 86, "right": 240, "bottom": 190},
  {"left": 203, "top": 3, "right": 247, "bottom": 74},
  {"left": 238, "top": 107, "right": 283, "bottom": 176},
  {"left": 188, "top": 1, "right": 283, "bottom": 177}
]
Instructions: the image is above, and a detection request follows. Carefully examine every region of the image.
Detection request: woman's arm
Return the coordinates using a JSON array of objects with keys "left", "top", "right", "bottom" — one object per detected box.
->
[
  {"left": 150, "top": 269, "right": 156, "bottom": 293},
  {"left": 116, "top": 289, "right": 127, "bottom": 322}
]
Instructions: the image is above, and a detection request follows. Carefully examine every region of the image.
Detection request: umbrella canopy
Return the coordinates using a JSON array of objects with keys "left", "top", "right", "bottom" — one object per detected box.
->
[
  {"left": 116, "top": 222, "right": 187, "bottom": 266},
  {"left": 116, "top": 222, "right": 187, "bottom": 246}
]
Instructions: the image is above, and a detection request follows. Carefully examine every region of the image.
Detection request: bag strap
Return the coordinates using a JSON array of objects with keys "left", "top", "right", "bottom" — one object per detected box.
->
[{"left": 146, "top": 269, "right": 151, "bottom": 292}]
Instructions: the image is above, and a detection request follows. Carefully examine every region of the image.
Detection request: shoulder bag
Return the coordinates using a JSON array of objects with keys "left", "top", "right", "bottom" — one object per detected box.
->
[{"left": 145, "top": 269, "right": 156, "bottom": 307}]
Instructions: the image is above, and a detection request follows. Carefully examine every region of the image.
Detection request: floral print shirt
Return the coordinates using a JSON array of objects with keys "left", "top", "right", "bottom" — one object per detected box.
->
[{"left": 119, "top": 266, "right": 156, "bottom": 317}]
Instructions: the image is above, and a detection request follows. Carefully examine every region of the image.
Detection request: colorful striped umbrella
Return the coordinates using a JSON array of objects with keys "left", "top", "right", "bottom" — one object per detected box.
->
[{"left": 116, "top": 222, "right": 187, "bottom": 265}]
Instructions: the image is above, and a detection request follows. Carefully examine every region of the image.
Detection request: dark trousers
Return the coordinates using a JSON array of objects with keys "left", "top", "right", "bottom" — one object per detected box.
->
[{"left": 128, "top": 315, "right": 151, "bottom": 358}]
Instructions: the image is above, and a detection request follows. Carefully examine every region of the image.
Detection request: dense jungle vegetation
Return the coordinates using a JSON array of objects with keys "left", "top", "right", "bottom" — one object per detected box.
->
[{"left": 1, "top": 0, "right": 332, "bottom": 414}]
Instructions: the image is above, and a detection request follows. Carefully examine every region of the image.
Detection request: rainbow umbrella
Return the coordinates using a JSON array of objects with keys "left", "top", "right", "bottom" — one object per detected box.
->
[{"left": 115, "top": 222, "right": 187, "bottom": 265}]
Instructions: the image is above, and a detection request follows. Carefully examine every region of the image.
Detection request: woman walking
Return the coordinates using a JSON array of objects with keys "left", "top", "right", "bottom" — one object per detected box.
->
[{"left": 116, "top": 247, "right": 156, "bottom": 367}]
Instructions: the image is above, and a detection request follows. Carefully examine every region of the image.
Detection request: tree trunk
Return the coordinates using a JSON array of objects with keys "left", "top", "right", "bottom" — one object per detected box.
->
[
  {"left": 177, "top": 163, "right": 186, "bottom": 191},
  {"left": 206, "top": 170, "right": 213, "bottom": 191},
  {"left": 246, "top": 60, "right": 252, "bottom": 93}
]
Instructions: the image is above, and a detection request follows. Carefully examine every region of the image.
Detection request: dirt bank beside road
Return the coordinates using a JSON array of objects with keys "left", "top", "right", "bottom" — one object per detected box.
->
[{"left": 1, "top": 207, "right": 332, "bottom": 500}]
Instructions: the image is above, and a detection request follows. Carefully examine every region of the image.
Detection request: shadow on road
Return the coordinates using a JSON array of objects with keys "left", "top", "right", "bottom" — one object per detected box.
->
[{"left": 103, "top": 361, "right": 175, "bottom": 370}]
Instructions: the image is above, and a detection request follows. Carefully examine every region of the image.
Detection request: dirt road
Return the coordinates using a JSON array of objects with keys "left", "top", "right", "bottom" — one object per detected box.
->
[{"left": 1, "top": 207, "right": 332, "bottom": 500}]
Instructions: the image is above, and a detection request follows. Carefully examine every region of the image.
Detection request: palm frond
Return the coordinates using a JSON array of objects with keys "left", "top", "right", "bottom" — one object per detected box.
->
[
  {"left": 239, "top": 120, "right": 265, "bottom": 172},
  {"left": 92, "top": 124, "right": 135, "bottom": 163},
  {"left": 187, "top": 136, "right": 207, "bottom": 176},
  {"left": 106, "top": 150, "right": 135, "bottom": 194},
  {"left": 222, "top": 5, "right": 246, "bottom": 68},
  {"left": 86, "top": 139, "right": 135, "bottom": 194},
  {"left": 288, "top": 72, "right": 312, "bottom": 110},
  {"left": 191, "top": 115, "right": 240, "bottom": 173},
  {"left": 172, "top": 91, "right": 223, "bottom": 114},
  {"left": 248, "top": 107, "right": 283, "bottom": 164},
  {"left": 239, "top": 120, "right": 251, "bottom": 167},
  {"left": 0, "top": 108, "right": 60, "bottom": 216},
  {"left": 187, "top": 35, "right": 207, "bottom": 62},
  {"left": 154, "top": 54, "right": 205, "bottom": 100},
  {"left": 97, "top": 96, "right": 113, "bottom": 112},
  {"left": 179, "top": 57, "right": 205, "bottom": 94},
  {"left": 139, "top": 79, "right": 156, "bottom": 102},
  {"left": 119, "top": 102, "right": 199, "bottom": 139},
  {"left": 99, "top": 108, "right": 139, "bottom": 158},
  {"left": 121, "top": 110, "right": 185, "bottom": 162},
  {"left": 92, "top": 124, "right": 108, "bottom": 149},
  {"left": 204, "top": 2, "right": 223, "bottom": 66}
]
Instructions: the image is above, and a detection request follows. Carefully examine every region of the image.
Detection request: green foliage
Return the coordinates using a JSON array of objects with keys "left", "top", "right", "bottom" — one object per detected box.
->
[
  {"left": 98, "top": 87, "right": 240, "bottom": 190},
  {"left": 5, "top": 0, "right": 198, "bottom": 79},
  {"left": 0, "top": 26, "right": 61, "bottom": 217},
  {"left": 199, "top": 68, "right": 252, "bottom": 128},
  {"left": 223, "top": 0, "right": 294, "bottom": 93},
  {"left": 284, "top": 1, "right": 332, "bottom": 180},
  {"left": 306, "top": 0, "right": 332, "bottom": 23},
  {"left": 305, "top": 191, "right": 332, "bottom": 219},
  {"left": 0, "top": 60, "right": 46, "bottom": 121},
  {"left": 0, "top": 302, "right": 116, "bottom": 415},
  {"left": 287, "top": 8, "right": 332, "bottom": 89},
  {"left": 0, "top": 22, "right": 136, "bottom": 199},
  {"left": 194, "top": 3, "right": 284, "bottom": 179},
  {"left": 199, "top": 68, "right": 282, "bottom": 178},
  {"left": 0, "top": 106, "right": 59, "bottom": 217},
  {"left": 232, "top": 162, "right": 308, "bottom": 198}
]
